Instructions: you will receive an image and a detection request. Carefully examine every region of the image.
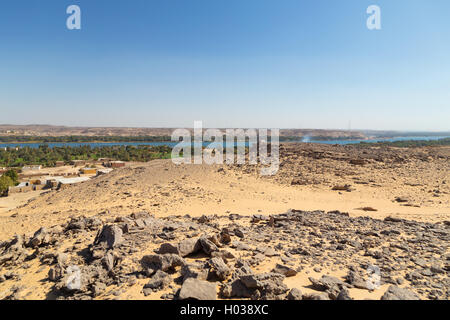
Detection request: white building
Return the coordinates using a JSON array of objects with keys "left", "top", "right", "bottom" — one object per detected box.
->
[{"left": 22, "top": 165, "right": 42, "bottom": 172}]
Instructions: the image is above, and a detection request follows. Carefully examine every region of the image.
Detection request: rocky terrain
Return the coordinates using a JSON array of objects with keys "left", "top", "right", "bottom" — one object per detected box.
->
[
  {"left": 0, "top": 143, "right": 448, "bottom": 300},
  {"left": 248, "top": 142, "right": 450, "bottom": 188},
  {"left": 0, "top": 209, "right": 448, "bottom": 300}
]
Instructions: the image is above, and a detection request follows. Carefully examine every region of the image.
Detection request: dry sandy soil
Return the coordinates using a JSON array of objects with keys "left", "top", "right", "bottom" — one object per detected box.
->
[{"left": 0, "top": 143, "right": 448, "bottom": 300}]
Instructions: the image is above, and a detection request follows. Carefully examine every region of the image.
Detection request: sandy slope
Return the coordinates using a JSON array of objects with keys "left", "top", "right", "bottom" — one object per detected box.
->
[
  {"left": 0, "top": 143, "right": 448, "bottom": 301},
  {"left": 0, "top": 144, "right": 448, "bottom": 241}
]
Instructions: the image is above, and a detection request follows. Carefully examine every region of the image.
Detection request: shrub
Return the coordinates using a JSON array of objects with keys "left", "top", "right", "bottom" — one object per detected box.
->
[
  {"left": 0, "top": 175, "right": 14, "bottom": 196},
  {"left": 4, "top": 169, "right": 19, "bottom": 185}
]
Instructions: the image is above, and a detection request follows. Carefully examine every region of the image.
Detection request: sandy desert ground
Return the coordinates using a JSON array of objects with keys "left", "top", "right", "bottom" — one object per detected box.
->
[{"left": 0, "top": 143, "right": 448, "bottom": 300}]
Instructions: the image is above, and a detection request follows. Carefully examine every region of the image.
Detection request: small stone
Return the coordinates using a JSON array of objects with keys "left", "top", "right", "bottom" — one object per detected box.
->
[
  {"left": 234, "top": 228, "right": 245, "bottom": 238},
  {"left": 381, "top": 285, "right": 420, "bottom": 300},
  {"left": 144, "top": 270, "right": 171, "bottom": 290},
  {"left": 337, "top": 288, "right": 352, "bottom": 300},
  {"left": 287, "top": 288, "right": 302, "bottom": 300},
  {"left": 141, "top": 254, "right": 185, "bottom": 275},
  {"left": 177, "top": 238, "right": 201, "bottom": 257},
  {"left": 92, "top": 282, "right": 107, "bottom": 297},
  {"left": 263, "top": 247, "right": 277, "bottom": 257},
  {"left": 94, "top": 225, "right": 123, "bottom": 249},
  {"left": 199, "top": 237, "right": 219, "bottom": 255},
  {"left": 272, "top": 264, "right": 297, "bottom": 277},
  {"left": 208, "top": 257, "right": 231, "bottom": 281},
  {"left": 179, "top": 278, "right": 216, "bottom": 300},
  {"left": 102, "top": 251, "right": 116, "bottom": 272},
  {"left": 28, "top": 227, "right": 51, "bottom": 248},
  {"left": 48, "top": 266, "right": 64, "bottom": 282},
  {"left": 157, "top": 243, "right": 179, "bottom": 255},
  {"left": 181, "top": 263, "right": 209, "bottom": 281}
]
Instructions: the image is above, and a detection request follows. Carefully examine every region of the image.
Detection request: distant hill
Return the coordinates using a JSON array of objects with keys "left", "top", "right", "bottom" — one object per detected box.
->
[
  {"left": 0, "top": 124, "right": 365, "bottom": 140},
  {"left": 1, "top": 124, "right": 448, "bottom": 141}
]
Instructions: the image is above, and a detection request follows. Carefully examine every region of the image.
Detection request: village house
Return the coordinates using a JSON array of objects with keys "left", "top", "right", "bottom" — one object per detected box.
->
[
  {"left": 55, "top": 161, "right": 65, "bottom": 167},
  {"left": 106, "top": 161, "right": 126, "bottom": 168},
  {"left": 98, "top": 158, "right": 112, "bottom": 164},
  {"left": 46, "top": 177, "right": 91, "bottom": 190},
  {"left": 8, "top": 181, "right": 43, "bottom": 194},
  {"left": 80, "top": 167, "right": 97, "bottom": 175},
  {"left": 22, "top": 165, "right": 42, "bottom": 172}
]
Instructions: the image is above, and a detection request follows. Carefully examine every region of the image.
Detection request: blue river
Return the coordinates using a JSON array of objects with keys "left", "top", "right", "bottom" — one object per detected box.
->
[{"left": 0, "top": 136, "right": 448, "bottom": 149}]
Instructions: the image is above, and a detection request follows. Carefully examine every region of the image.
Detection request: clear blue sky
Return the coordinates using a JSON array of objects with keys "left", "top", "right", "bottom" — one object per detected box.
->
[{"left": 0, "top": 0, "right": 449, "bottom": 131}]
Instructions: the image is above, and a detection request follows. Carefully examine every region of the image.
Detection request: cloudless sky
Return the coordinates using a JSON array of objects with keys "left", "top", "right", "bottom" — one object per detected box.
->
[{"left": 0, "top": 0, "right": 449, "bottom": 131}]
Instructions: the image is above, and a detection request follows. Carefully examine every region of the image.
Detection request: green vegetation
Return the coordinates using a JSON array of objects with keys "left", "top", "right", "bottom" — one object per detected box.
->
[
  {"left": 0, "top": 145, "right": 173, "bottom": 167},
  {"left": 0, "top": 135, "right": 172, "bottom": 143},
  {"left": 0, "top": 175, "right": 14, "bottom": 196},
  {"left": 3, "top": 169, "right": 19, "bottom": 185},
  {"left": 358, "top": 138, "right": 450, "bottom": 148},
  {"left": 0, "top": 169, "right": 20, "bottom": 196}
]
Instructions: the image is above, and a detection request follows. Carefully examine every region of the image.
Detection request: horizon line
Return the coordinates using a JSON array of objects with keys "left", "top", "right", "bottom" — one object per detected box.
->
[{"left": 0, "top": 124, "right": 449, "bottom": 134}]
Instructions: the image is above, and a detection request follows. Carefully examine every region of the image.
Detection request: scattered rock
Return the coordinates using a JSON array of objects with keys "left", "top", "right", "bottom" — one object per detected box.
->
[
  {"left": 271, "top": 264, "right": 297, "bottom": 277},
  {"left": 179, "top": 278, "right": 217, "bottom": 300},
  {"left": 381, "top": 285, "right": 420, "bottom": 300},
  {"left": 1, "top": 205, "right": 447, "bottom": 301},
  {"left": 239, "top": 273, "right": 289, "bottom": 299},
  {"left": 337, "top": 288, "right": 352, "bottom": 300},
  {"left": 144, "top": 270, "right": 171, "bottom": 291},
  {"left": 94, "top": 225, "right": 123, "bottom": 249},
  {"left": 177, "top": 238, "right": 201, "bottom": 257},
  {"left": 234, "top": 228, "right": 245, "bottom": 238},
  {"left": 395, "top": 197, "right": 409, "bottom": 203},
  {"left": 302, "top": 292, "right": 330, "bottom": 300},
  {"left": 332, "top": 185, "right": 352, "bottom": 192},
  {"left": 181, "top": 263, "right": 209, "bottom": 282},
  {"left": 346, "top": 271, "right": 368, "bottom": 290},
  {"left": 286, "top": 288, "right": 302, "bottom": 300},
  {"left": 208, "top": 257, "right": 231, "bottom": 281},
  {"left": 157, "top": 243, "right": 179, "bottom": 255},
  {"left": 28, "top": 227, "right": 51, "bottom": 248},
  {"left": 48, "top": 265, "right": 64, "bottom": 282},
  {"left": 199, "top": 237, "right": 219, "bottom": 255},
  {"left": 141, "top": 254, "right": 185, "bottom": 275}
]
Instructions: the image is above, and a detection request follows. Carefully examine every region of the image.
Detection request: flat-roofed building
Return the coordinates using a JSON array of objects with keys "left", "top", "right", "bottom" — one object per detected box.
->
[
  {"left": 55, "top": 161, "right": 65, "bottom": 167},
  {"left": 57, "top": 177, "right": 91, "bottom": 190},
  {"left": 110, "top": 161, "right": 126, "bottom": 168},
  {"left": 80, "top": 168, "right": 97, "bottom": 175},
  {"left": 22, "top": 165, "right": 42, "bottom": 172}
]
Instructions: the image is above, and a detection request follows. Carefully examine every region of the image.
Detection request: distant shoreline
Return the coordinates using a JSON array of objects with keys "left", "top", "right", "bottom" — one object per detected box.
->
[
  {"left": 2, "top": 134, "right": 450, "bottom": 145},
  {"left": 1, "top": 136, "right": 449, "bottom": 150}
]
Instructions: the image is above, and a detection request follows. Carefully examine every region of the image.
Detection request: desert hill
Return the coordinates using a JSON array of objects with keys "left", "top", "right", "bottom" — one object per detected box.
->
[{"left": 0, "top": 143, "right": 448, "bottom": 300}]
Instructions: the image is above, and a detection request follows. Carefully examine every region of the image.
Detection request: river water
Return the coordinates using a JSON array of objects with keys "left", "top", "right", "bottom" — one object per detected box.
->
[{"left": 0, "top": 136, "right": 448, "bottom": 149}]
